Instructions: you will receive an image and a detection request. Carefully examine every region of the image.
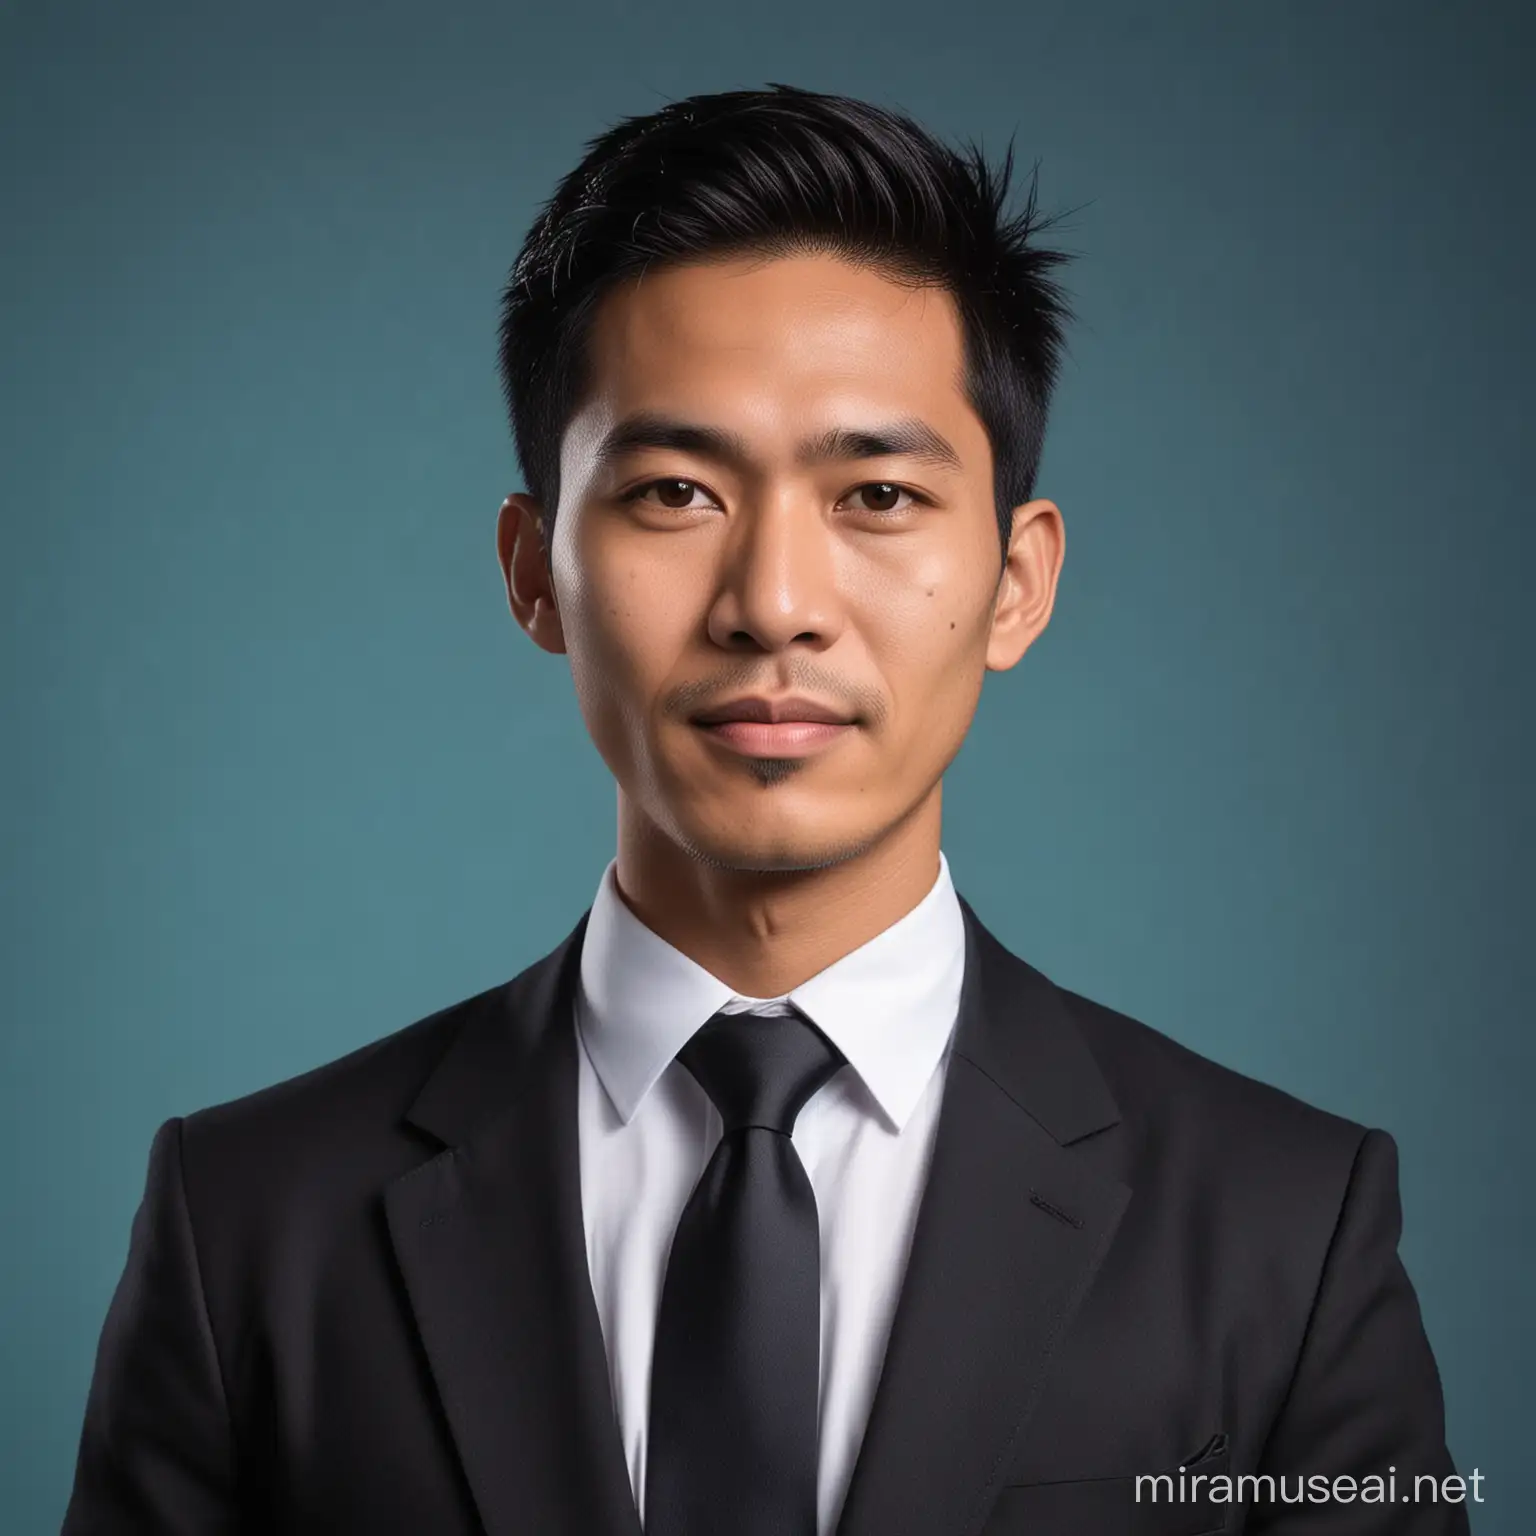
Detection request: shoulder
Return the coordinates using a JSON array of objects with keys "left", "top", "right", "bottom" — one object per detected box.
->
[
  {"left": 174, "top": 979, "right": 509, "bottom": 1199},
  {"left": 158, "top": 915, "right": 589, "bottom": 1243},
  {"left": 1058, "top": 982, "right": 1378, "bottom": 1208}
]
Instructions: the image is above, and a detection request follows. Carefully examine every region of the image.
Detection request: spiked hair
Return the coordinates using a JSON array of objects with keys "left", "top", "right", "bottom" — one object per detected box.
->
[{"left": 498, "top": 84, "right": 1078, "bottom": 558}]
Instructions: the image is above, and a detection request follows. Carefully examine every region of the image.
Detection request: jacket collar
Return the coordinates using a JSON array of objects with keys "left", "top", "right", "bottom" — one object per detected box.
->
[{"left": 400, "top": 894, "right": 1118, "bottom": 1151}]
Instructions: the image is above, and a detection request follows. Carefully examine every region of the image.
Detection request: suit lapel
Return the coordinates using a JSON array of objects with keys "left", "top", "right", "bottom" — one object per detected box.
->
[
  {"left": 834, "top": 896, "right": 1133, "bottom": 1536},
  {"left": 384, "top": 912, "right": 643, "bottom": 1536}
]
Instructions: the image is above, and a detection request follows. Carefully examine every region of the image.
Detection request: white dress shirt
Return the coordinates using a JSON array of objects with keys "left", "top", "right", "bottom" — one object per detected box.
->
[{"left": 574, "top": 851, "right": 966, "bottom": 1536}]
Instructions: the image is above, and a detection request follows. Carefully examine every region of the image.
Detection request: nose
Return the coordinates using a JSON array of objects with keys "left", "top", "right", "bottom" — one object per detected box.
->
[{"left": 705, "top": 490, "right": 846, "bottom": 654}]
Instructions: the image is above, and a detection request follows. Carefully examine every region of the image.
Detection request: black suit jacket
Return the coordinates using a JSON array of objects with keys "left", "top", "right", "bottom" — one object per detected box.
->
[{"left": 63, "top": 897, "right": 1469, "bottom": 1534}]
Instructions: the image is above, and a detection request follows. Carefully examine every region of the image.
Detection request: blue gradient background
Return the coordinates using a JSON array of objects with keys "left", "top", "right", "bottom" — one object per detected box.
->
[{"left": 2, "top": 0, "right": 1529, "bottom": 1528}]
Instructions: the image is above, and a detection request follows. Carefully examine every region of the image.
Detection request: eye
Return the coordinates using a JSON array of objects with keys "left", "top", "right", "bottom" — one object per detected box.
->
[
  {"left": 843, "top": 482, "right": 923, "bottom": 515},
  {"left": 623, "top": 477, "right": 716, "bottom": 510}
]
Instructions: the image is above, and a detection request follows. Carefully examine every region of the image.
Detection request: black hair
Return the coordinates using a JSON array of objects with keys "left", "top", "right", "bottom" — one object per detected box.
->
[{"left": 497, "top": 83, "right": 1078, "bottom": 561}]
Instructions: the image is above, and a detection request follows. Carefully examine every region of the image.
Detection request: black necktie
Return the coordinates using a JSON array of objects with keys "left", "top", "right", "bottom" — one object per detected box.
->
[{"left": 644, "top": 1007, "right": 847, "bottom": 1536}]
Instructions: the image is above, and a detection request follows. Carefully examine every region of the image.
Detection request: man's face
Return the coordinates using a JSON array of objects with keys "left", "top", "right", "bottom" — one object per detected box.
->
[{"left": 500, "top": 252, "right": 1061, "bottom": 873}]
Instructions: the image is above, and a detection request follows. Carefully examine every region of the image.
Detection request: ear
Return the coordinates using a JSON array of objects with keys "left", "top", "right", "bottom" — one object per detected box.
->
[
  {"left": 496, "top": 493, "right": 567, "bottom": 655},
  {"left": 986, "top": 498, "right": 1064, "bottom": 673}
]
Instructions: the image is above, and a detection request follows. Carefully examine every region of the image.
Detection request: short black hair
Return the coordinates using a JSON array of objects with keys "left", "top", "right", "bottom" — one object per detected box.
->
[{"left": 497, "top": 84, "right": 1078, "bottom": 561}]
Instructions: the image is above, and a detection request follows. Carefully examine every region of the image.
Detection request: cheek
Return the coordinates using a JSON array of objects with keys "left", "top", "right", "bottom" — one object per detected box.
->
[
  {"left": 853, "top": 554, "right": 996, "bottom": 692},
  {"left": 564, "top": 550, "right": 691, "bottom": 716}
]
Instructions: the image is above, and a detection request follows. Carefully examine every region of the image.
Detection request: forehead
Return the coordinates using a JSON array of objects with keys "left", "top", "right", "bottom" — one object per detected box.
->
[{"left": 575, "top": 252, "right": 978, "bottom": 443}]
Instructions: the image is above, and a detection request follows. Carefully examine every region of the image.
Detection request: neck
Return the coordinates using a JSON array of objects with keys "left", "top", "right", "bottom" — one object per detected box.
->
[{"left": 613, "top": 789, "right": 944, "bottom": 998}]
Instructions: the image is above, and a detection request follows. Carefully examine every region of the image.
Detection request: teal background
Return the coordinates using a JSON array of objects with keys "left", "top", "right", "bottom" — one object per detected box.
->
[{"left": 2, "top": 0, "right": 1529, "bottom": 1527}]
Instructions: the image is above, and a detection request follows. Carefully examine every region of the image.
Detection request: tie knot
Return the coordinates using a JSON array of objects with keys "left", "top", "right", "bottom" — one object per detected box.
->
[{"left": 678, "top": 1008, "right": 846, "bottom": 1136}]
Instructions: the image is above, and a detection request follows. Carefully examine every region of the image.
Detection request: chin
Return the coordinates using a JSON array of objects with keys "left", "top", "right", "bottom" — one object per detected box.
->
[{"left": 669, "top": 814, "right": 882, "bottom": 876}]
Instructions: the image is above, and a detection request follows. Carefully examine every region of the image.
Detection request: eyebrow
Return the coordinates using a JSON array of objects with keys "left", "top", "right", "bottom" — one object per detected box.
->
[{"left": 591, "top": 411, "right": 965, "bottom": 475}]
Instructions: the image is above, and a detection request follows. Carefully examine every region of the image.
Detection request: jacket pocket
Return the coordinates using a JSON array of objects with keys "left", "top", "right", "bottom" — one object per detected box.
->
[{"left": 984, "top": 1436, "right": 1231, "bottom": 1535}]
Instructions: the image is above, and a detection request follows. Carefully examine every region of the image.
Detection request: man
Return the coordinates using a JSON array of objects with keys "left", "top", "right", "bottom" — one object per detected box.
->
[{"left": 64, "top": 85, "right": 1467, "bottom": 1535}]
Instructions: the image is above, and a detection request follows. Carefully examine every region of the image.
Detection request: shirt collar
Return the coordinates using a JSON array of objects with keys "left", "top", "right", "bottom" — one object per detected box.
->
[{"left": 576, "top": 852, "right": 966, "bottom": 1133}]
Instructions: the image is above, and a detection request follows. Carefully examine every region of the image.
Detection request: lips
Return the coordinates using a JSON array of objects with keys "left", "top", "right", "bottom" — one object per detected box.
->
[{"left": 691, "top": 696, "right": 856, "bottom": 726}]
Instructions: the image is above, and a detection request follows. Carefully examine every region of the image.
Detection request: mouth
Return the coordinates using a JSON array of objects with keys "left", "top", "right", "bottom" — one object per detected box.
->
[
  {"left": 693, "top": 718, "right": 855, "bottom": 757},
  {"left": 688, "top": 694, "right": 860, "bottom": 758}
]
